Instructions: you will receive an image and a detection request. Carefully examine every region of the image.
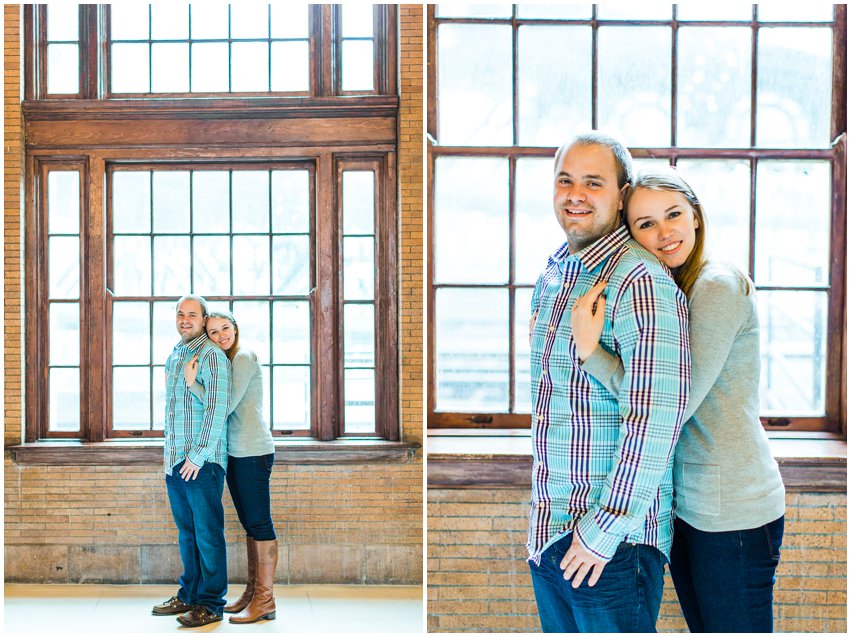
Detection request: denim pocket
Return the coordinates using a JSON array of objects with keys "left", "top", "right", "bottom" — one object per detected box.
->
[{"left": 763, "top": 516, "right": 784, "bottom": 562}]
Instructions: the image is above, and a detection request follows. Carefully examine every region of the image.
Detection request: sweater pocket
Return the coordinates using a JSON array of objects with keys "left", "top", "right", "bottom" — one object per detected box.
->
[{"left": 679, "top": 463, "right": 721, "bottom": 517}]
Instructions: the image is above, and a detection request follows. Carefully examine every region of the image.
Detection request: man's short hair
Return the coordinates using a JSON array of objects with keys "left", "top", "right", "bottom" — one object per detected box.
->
[
  {"left": 175, "top": 294, "right": 209, "bottom": 317},
  {"left": 554, "top": 130, "right": 634, "bottom": 189}
]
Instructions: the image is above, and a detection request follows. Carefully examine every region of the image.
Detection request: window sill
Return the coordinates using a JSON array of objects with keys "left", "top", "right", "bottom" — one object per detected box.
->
[
  {"left": 7, "top": 438, "right": 420, "bottom": 466},
  {"left": 427, "top": 429, "right": 846, "bottom": 492}
]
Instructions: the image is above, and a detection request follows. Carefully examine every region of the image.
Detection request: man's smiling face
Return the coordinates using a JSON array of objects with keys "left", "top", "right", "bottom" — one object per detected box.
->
[
  {"left": 553, "top": 143, "right": 627, "bottom": 253},
  {"left": 175, "top": 299, "right": 205, "bottom": 344}
]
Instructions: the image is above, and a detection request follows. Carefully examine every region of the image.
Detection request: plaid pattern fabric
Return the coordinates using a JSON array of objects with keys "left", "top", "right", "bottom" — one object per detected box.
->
[
  {"left": 528, "top": 225, "right": 690, "bottom": 564},
  {"left": 163, "top": 333, "right": 231, "bottom": 475}
]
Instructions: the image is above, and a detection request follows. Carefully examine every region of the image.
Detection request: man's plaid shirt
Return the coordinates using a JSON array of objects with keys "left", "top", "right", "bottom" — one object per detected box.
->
[
  {"left": 527, "top": 225, "right": 691, "bottom": 564},
  {"left": 163, "top": 333, "right": 231, "bottom": 475}
]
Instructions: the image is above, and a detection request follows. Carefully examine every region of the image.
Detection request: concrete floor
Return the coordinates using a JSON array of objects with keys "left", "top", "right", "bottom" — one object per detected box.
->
[{"left": 4, "top": 583, "right": 423, "bottom": 633}]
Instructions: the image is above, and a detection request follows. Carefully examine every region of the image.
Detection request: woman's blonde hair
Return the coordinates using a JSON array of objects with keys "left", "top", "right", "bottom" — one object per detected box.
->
[
  {"left": 206, "top": 310, "right": 239, "bottom": 361},
  {"left": 623, "top": 167, "right": 750, "bottom": 299}
]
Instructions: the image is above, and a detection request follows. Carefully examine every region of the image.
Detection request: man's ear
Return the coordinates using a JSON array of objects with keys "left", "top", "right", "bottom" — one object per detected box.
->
[{"left": 618, "top": 183, "right": 629, "bottom": 211}]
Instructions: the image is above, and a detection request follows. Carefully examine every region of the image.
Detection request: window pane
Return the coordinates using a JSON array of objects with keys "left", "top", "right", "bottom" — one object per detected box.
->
[
  {"left": 49, "top": 368, "right": 80, "bottom": 432},
  {"left": 755, "top": 160, "right": 830, "bottom": 286},
  {"left": 343, "top": 5, "right": 373, "bottom": 37},
  {"left": 757, "top": 28, "right": 832, "bottom": 148},
  {"left": 193, "top": 236, "right": 231, "bottom": 295},
  {"left": 436, "top": 4, "right": 513, "bottom": 18},
  {"left": 516, "top": 5, "right": 592, "bottom": 19},
  {"left": 514, "top": 288, "right": 533, "bottom": 413},
  {"left": 343, "top": 237, "right": 375, "bottom": 300},
  {"left": 343, "top": 171, "right": 375, "bottom": 235},
  {"left": 110, "top": 4, "right": 149, "bottom": 40},
  {"left": 675, "top": 160, "right": 750, "bottom": 274},
  {"left": 598, "top": 27, "right": 671, "bottom": 147},
  {"left": 49, "top": 237, "right": 80, "bottom": 299},
  {"left": 50, "top": 303, "right": 80, "bottom": 366},
  {"left": 113, "top": 171, "right": 151, "bottom": 233},
  {"left": 47, "top": 4, "right": 79, "bottom": 41},
  {"left": 677, "top": 6, "right": 753, "bottom": 20},
  {"left": 153, "top": 171, "right": 190, "bottom": 233},
  {"left": 342, "top": 40, "right": 374, "bottom": 91},
  {"left": 113, "top": 302, "right": 151, "bottom": 365},
  {"left": 436, "top": 288, "right": 509, "bottom": 412},
  {"left": 344, "top": 304, "right": 375, "bottom": 368},
  {"left": 232, "top": 171, "right": 270, "bottom": 233},
  {"left": 678, "top": 27, "right": 751, "bottom": 148},
  {"left": 153, "top": 236, "right": 191, "bottom": 296},
  {"left": 231, "top": 4, "right": 269, "bottom": 39},
  {"left": 151, "top": 5, "right": 188, "bottom": 40},
  {"left": 48, "top": 171, "right": 80, "bottom": 235},
  {"left": 272, "top": 301, "right": 310, "bottom": 364},
  {"left": 152, "top": 366, "right": 166, "bottom": 430},
  {"left": 271, "top": 42, "right": 310, "bottom": 91},
  {"left": 190, "top": 4, "right": 229, "bottom": 39},
  {"left": 232, "top": 42, "right": 270, "bottom": 92},
  {"left": 232, "top": 236, "right": 271, "bottom": 295},
  {"left": 597, "top": 6, "right": 672, "bottom": 20},
  {"left": 191, "top": 43, "right": 230, "bottom": 93},
  {"left": 516, "top": 158, "right": 565, "bottom": 285},
  {"left": 271, "top": 4, "right": 309, "bottom": 38},
  {"left": 113, "top": 236, "right": 152, "bottom": 296},
  {"left": 152, "top": 43, "right": 189, "bottom": 92},
  {"left": 47, "top": 44, "right": 79, "bottom": 94},
  {"left": 518, "top": 26, "right": 591, "bottom": 146},
  {"left": 113, "top": 367, "right": 151, "bottom": 429},
  {"left": 273, "top": 366, "right": 310, "bottom": 429},
  {"left": 438, "top": 24, "right": 512, "bottom": 145},
  {"left": 759, "top": 291, "right": 827, "bottom": 415},
  {"left": 153, "top": 302, "right": 178, "bottom": 364},
  {"left": 193, "top": 171, "right": 230, "bottom": 233},
  {"left": 272, "top": 236, "right": 310, "bottom": 295},
  {"left": 231, "top": 301, "right": 271, "bottom": 365},
  {"left": 111, "top": 43, "right": 150, "bottom": 93},
  {"left": 344, "top": 368, "right": 376, "bottom": 433},
  {"left": 758, "top": 6, "right": 834, "bottom": 22},
  {"left": 435, "top": 157, "right": 508, "bottom": 284},
  {"left": 272, "top": 171, "right": 310, "bottom": 233}
]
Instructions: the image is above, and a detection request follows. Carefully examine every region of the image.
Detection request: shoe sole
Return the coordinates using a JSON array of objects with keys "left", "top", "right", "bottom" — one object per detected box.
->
[
  {"left": 152, "top": 608, "right": 192, "bottom": 616},
  {"left": 229, "top": 611, "right": 276, "bottom": 624},
  {"left": 177, "top": 616, "right": 223, "bottom": 627}
]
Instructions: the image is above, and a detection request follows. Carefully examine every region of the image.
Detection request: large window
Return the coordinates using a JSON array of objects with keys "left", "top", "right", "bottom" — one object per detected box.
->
[
  {"left": 25, "top": 5, "right": 399, "bottom": 443},
  {"left": 428, "top": 4, "right": 846, "bottom": 432}
]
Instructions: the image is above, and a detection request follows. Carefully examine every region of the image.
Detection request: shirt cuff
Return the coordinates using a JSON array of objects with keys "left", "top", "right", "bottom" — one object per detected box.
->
[
  {"left": 575, "top": 510, "right": 623, "bottom": 561},
  {"left": 186, "top": 447, "right": 208, "bottom": 468}
]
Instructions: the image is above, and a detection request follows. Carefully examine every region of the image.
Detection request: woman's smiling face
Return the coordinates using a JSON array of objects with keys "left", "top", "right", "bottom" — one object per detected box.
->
[
  {"left": 625, "top": 187, "right": 699, "bottom": 271},
  {"left": 206, "top": 316, "right": 236, "bottom": 352}
]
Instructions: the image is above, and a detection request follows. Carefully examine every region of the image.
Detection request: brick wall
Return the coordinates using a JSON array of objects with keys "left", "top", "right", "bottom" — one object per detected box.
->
[
  {"left": 427, "top": 488, "right": 847, "bottom": 632},
  {"left": 4, "top": 5, "right": 424, "bottom": 586}
]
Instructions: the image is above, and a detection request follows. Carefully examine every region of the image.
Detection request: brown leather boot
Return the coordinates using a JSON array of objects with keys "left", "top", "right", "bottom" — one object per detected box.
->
[
  {"left": 229, "top": 539, "right": 277, "bottom": 623},
  {"left": 224, "top": 536, "right": 256, "bottom": 613}
]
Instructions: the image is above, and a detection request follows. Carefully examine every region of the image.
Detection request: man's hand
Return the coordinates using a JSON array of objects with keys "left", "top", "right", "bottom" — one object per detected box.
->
[
  {"left": 560, "top": 534, "right": 608, "bottom": 588},
  {"left": 183, "top": 354, "right": 199, "bottom": 387},
  {"left": 570, "top": 280, "right": 607, "bottom": 361},
  {"left": 179, "top": 459, "right": 201, "bottom": 481}
]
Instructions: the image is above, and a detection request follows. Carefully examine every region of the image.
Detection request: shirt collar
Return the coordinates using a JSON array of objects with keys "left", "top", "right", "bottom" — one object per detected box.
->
[
  {"left": 179, "top": 333, "right": 208, "bottom": 353},
  {"left": 552, "top": 224, "right": 630, "bottom": 273}
]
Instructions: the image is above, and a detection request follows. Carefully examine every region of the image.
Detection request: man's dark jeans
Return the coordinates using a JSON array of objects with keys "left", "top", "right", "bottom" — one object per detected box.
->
[
  {"left": 669, "top": 515, "right": 784, "bottom": 633},
  {"left": 226, "top": 453, "right": 277, "bottom": 541},
  {"left": 529, "top": 533, "right": 665, "bottom": 633},
  {"left": 165, "top": 461, "right": 227, "bottom": 615}
]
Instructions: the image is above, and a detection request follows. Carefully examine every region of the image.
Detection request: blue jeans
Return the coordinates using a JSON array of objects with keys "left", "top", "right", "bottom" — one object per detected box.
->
[
  {"left": 669, "top": 515, "right": 784, "bottom": 632},
  {"left": 226, "top": 454, "right": 276, "bottom": 541},
  {"left": 529, "top": 533, "right": 665, "bottom": 633},
  {"left": 165, "top": 461, "right": 228, "bottom": 615}
]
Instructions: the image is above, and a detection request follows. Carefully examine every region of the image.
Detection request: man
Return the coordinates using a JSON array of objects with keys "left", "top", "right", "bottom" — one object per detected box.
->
[
  {"left": 527, "top": 132, "right": 691, "bottom": 632},
  {"left": 151, "top": 294, "right": 231, "bottom": 628}
]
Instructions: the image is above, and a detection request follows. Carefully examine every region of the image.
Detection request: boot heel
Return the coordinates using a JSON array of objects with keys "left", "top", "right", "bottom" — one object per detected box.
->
[{"left": 264, "top": 612, "right": 276, "bottom": 620}]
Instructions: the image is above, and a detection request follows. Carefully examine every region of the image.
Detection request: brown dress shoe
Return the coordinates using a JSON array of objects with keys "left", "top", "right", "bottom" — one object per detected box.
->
[
  {"left": 224, "top": 536, "right": 257, "bottom": 613},
  {"left": 230, "top": 539, "right": 278, "bottom": 624},
  {"left": 177, "top": 605, "right": 223, "bottom": 628},
  {"left": 151, "top": 595, "right": 193, "bottom": 616}
]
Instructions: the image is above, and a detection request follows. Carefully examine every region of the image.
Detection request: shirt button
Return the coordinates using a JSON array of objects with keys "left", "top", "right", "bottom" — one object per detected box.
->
[
  {"left": 563, "top": 282, "right": 570, "bottom": 289},
  {"left": 536, "top": 415, "right": 543, "bottom": 423},
  {"left": 541, "top": 370, "right": 547, "bottom": 377},
  {"left": 548, "top": 325, "right": 555, "bottom": 332},
  {"left": 538, "top": 501, "right": 545, "bottom": 509}
]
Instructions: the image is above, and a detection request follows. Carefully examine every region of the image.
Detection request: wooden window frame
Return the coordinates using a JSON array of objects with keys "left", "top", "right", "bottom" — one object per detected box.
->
[
  {"left": 22, "top": 4, "right": 401, "bottom": 444},
  {"left": 426, "top": 4, "right": 847, "bottom": 434}
]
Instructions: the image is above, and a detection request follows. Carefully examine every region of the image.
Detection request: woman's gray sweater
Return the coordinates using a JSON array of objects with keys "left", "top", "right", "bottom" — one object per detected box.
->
[{"left": 581, "top": 261, "right": 785, "bottom": 531}]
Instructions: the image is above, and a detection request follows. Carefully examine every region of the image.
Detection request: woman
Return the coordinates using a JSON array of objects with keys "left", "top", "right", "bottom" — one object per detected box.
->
[
  {"left": 184, "top": 310, "right": 277, "bottom": 624},
  {"left": 570, "top": 168, "right": 785, "bottom": 633}
]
